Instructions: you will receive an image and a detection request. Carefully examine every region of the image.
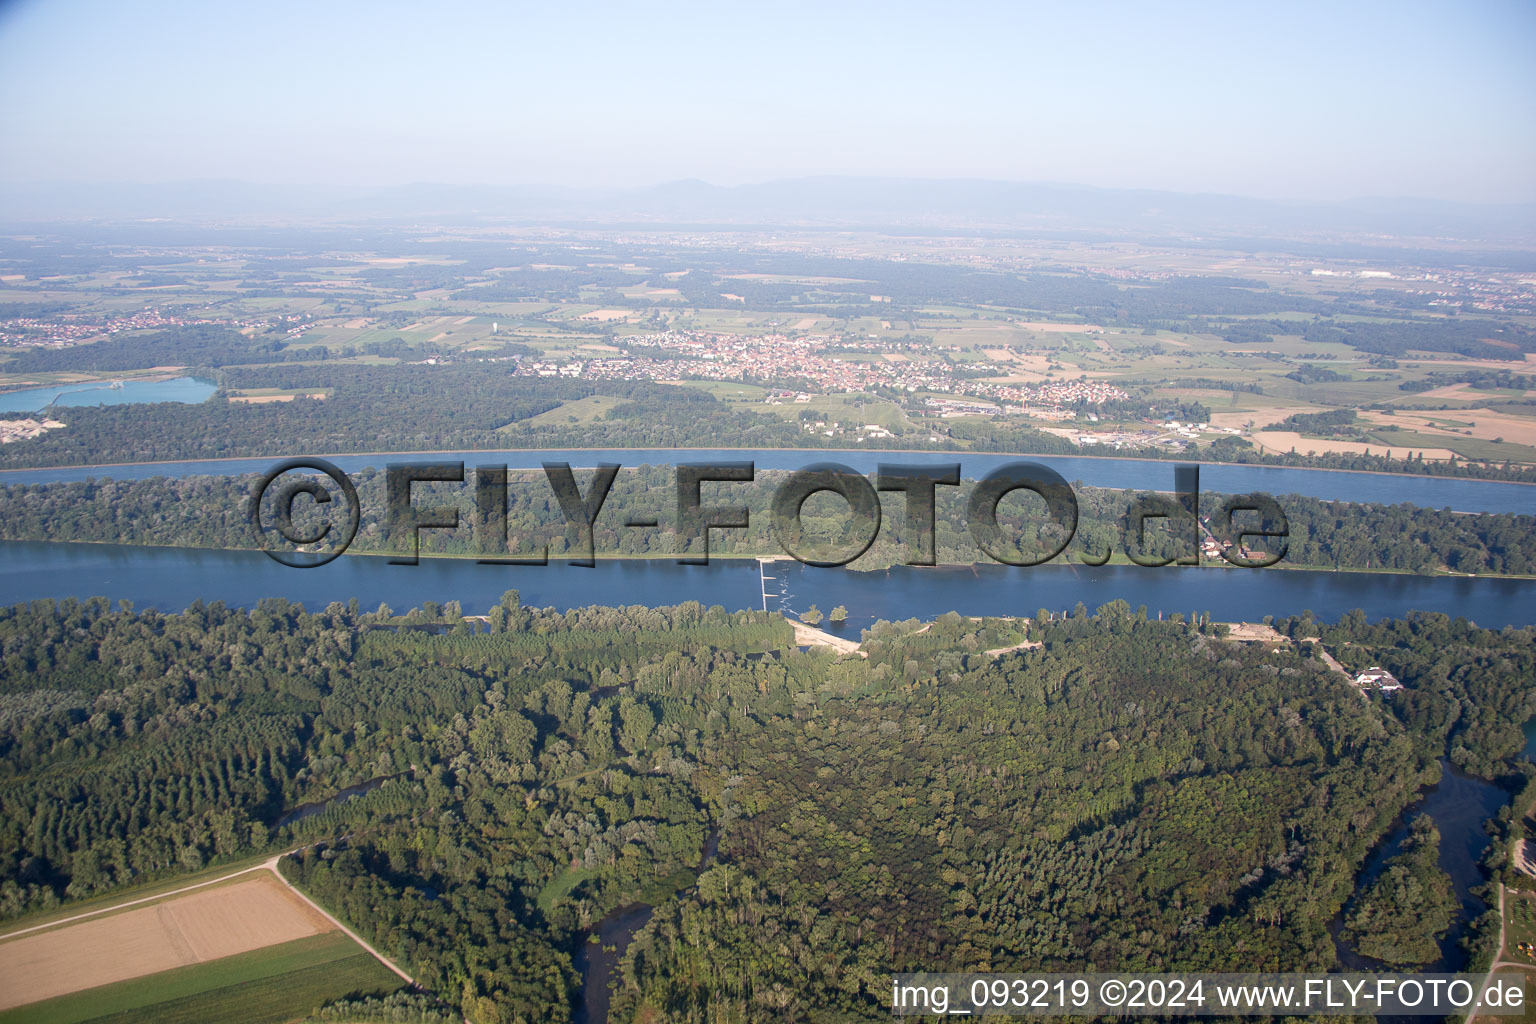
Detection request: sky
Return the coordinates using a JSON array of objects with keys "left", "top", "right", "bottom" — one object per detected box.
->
[{"left": 0, "top": 0, "right": 1532, "bottom": 203}]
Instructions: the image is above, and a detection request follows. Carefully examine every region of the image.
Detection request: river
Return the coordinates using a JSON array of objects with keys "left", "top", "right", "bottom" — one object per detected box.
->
[
  {"left": 1328, "top": 718, "right": 1536, "bottom": 974},
  {"left": 575, "top": 829, "right": 720, "bottom": 1024},
  {"left": 1331, "top": 760, "right": 1510, "bottom": 973},
  {"left": 0, "top": 541, "right": 1532, "bottom": 629},
  {"left": 0, "top": 448, "right": 1532, "bottom": 514}
]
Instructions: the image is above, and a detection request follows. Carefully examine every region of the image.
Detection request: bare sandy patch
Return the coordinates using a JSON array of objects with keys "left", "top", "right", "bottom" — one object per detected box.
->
[
  {"left": 793, "top": 318, "right": 819, "bottom": 330},
  {"left": 882, "top": 353, "right": 909, "bottom": 362},
  {"left": 1406, "top": 382, "right": 1478, "bottom": 401},
  {"left": 229, "top": 394, "right": 295, "bottom": 404},
  {"left": 453, "top": 316, "right": 475, "bottom": 325},
  {"left": 341, "top": 318, "right": 371, "bottom": 329},
  {"left": 227, "top": 392, "right": 327, "bottom": 404},
  {"left": 578, "top": 309, "right": 631, "bottom": 321},
  {"left": 1222, "top": 622, "right": 1287, "bottom": 643},
  {"left": 1251, "top": 431, "right": 1457, "bottom": 461},
  {"left": 0, "top": 874, "right": 333, "bottom": 1010},
  {"left": 790, "top": 620, "right": 863, "bottom": 656}
]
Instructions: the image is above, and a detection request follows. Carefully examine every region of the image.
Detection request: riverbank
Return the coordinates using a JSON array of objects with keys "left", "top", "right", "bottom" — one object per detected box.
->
[
  {"left": 1, "top": 442, "right": 1532, "bottom": 485},
  {"left": 3, "top": 540, "right": 1531, "bottom": 629},
  {"left": 5, "top": 537, "right": 1532, "bottom": 582}
]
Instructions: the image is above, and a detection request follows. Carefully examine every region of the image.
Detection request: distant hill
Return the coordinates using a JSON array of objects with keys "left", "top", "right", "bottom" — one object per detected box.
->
[{"left": 3, "top": 176, "right": 1534, "bottom": 248}]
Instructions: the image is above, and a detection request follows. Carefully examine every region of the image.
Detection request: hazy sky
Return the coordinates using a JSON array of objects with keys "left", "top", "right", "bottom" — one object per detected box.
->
[{"left": 1, "top": 0, "right": 1532, "bottom": 202}]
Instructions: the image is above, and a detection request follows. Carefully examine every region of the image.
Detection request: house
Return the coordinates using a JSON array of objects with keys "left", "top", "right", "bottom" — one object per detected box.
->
[{"left": 1355, "top": 667, "right": 1403, "bottom": 692}]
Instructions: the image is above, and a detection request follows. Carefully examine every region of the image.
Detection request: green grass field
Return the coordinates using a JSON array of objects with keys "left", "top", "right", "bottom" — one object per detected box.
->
[
  {"left": 0, "top": 932, "right": 401, "bottom": 1024},
  {"left": 536, "top": 865, "right": 595, "bottom": 915},
  {"left": 523, "top": 394, "right": 631, "bottom": 427}
]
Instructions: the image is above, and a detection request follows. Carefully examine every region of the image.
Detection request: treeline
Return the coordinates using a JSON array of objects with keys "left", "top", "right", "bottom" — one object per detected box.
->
[
  {"left": 1286, "top": 365, "right": 1347, "bottom": 384},
  {"left": 1218, "top": 317, "right": 1535, "bottom": 362},
  {"left": 1401, "top": 369, "right": 1536, "bottom": 393},
  {"left": 2, "top": 467, "right": 1534, "bottom": 575},
  {"left": 1, "top": 325, "right": 300, "bottom": 372},
  {"left": 1276, "top": 409, "right": 1358, "bottom": 434}
]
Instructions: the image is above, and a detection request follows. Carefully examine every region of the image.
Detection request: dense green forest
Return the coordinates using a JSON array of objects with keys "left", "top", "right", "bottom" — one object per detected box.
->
[
  {"left": 2, "top": 466, "right": 1533, "bottom": 575},
  {"left": 1, "top": 595, "right": 1532, "bottom": 1022}
]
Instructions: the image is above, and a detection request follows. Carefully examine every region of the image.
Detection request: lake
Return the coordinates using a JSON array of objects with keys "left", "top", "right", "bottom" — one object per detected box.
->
[
  {"left": 0, "top": 376, "right": 216, "bottom": 413},
  {"left": 1, "top": 447, "right": 1532, "bottom": 514},
  {"left": 0, "top": 541, "right": 1532, "bottom": 629}
]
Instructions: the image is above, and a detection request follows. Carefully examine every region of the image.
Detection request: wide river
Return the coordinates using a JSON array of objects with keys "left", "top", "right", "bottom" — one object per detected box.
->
[
  {"left": 0, "top": 449, "right": 1530, "bottom": 624},
  {"left": 0, "top": 541, "right": 1532, "bottom": 630},
  {"left": 1, "top": 447, "right": 1533, "bottom": 513}
]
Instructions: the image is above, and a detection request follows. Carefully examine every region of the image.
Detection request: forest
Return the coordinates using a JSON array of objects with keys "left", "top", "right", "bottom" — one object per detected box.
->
[
  {"left": 1, "top": 594, "right": 1532, "bottom": 1022},
  {"left": 1, "top": 466, "right": 1534, "bottom": 576}
]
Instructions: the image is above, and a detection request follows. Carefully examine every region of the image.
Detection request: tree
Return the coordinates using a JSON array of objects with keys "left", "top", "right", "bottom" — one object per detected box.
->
[
  {"left": 829, "top": 606, "right": 848, "bottom": 623},
  {"left": 802, "top": 605, "right": 823, "bottom": 625},
  {"left": 618, "top": 697, "right": 655, "bottom": 755}
]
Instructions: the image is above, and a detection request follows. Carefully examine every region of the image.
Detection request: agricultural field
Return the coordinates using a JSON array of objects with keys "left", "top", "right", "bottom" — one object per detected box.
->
[
  {"left": 0, "top": 932, "right": 400, "bottom": 1024},
  {"left": 0, "top": 871, "right": 400, "bottom": 1023}
]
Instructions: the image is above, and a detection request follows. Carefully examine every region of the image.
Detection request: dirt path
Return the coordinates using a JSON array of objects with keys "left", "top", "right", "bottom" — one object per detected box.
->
[
  {"left": 263, "top": 854, "right": 414, "bottom": 984},
  {"left": 1296, "top": 637, "right": 1353, "bottom": 680},
  {"left": 1467, "top": 885, "right": 1511, "bottom": 1024},
  {"left": 983, "top": 639, "right": 1042, "bottom": 657}
]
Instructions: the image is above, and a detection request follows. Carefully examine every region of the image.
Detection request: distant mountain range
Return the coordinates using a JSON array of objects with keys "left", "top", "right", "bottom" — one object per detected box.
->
[{"left": 3, "top": 176, "right": 1534, "bottom": 247}]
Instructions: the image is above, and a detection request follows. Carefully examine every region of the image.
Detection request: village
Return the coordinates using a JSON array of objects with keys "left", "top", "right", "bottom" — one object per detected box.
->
[{"left": 513, "top": 328, "right": 1130, "bottom": 416}]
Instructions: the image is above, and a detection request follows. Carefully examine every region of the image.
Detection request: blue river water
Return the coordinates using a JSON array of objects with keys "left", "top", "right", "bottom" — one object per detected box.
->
[
  {"left": 0, "top": 376, "right": 216, "bottom": 413},
  {"left": 1, "top": 447, "right": 1532, "bottom": 514},
  {"left": 0, "top": 541, "right": 1531, "bottom": 631}
]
